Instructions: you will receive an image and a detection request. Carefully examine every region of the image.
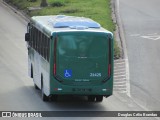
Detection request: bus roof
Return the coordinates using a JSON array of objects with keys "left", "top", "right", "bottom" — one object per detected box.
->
[{"left": 30, "top": 15, "right": 112, "bottom": 36}]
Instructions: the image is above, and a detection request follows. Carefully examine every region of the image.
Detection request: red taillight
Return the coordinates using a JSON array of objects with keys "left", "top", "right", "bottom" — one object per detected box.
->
[
  {"left": 108, "top": 64, "right": 111, "bottom": 77},
  {"left": 53, "top": 36, "right": 57, "bottom": 76},
  {"left": 54, "top": 63, "right": 56, "bottom": 75}
]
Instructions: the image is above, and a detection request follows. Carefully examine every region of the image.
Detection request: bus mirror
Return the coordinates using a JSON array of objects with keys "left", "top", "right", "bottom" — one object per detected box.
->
[{"left": 25, "top": 33, "right": 30, "bottom": 42}]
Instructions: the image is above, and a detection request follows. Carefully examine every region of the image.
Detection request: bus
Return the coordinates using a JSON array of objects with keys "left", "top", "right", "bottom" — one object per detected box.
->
[{"left": 25, "top": 15, "right": 114, "bottom": 102}]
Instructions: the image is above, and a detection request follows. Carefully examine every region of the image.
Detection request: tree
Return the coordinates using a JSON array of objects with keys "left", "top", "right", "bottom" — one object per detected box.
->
[{"left": 40, "top": 0, "right": 48, "bottom": 7}]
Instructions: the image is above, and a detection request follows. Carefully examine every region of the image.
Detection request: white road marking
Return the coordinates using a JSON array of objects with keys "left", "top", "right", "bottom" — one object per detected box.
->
[
  {"left": 114, "top": 78, "right": 126, "bottom": 81},
  {"left": 114, "top": 71, "right": 126, "bottom": 75},
  {"left": 125, "top": 59, "right": 130, "bottom": 97},
  {"left": 114, "top": 75, "right": 126, "bottom": 78},
  {"left": 114, "top": 68, "right": 126, "bottom": 72},
  {"left": 118, "top": 91, "right": 127, "bottom": 93},
  {"left": 130, "top": 33, "right": 160, "bottom": 41},
  {"left": 130, "top": 34, "right": 140, "bottom": 37},
  {"left": 147, "top": 33, "right": 157, "bottom": 35},
  {"left": 114, "top": 61, "right": 125, "bottom": 65},
  {"left": 113, "top": 88, "right": 126, "bottom": 91},
  {"left": 114, "top": 84, "right": 126, "bottom": 87},
  {"left": 114, "top": 65, "right": 126, "bottom": 69},
  {"left": 114, "top": 59, "right": 125, "bottom": 62},
  {"left": 114, "top": 81, "right": 126, "bottom": 84},
  {"left": 141, "top": 35, "right": 160, "bottom": 40},
  {"left": 114, "top": 58, "right": 130, "bottom": 95}
]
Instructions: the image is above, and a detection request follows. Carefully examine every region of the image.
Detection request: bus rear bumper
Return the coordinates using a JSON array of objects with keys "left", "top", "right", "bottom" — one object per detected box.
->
[{"left": 50, "top": 85, "right": 113, "bottom": 96}]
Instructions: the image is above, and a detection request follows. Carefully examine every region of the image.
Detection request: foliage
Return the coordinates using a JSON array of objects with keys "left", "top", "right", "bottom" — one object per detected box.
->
[{"left": 4, "top": 0, "right": 120, "bottom": 58}]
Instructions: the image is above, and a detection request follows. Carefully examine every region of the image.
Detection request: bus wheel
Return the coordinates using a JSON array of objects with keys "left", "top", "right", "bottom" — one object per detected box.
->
[
  {"left": 41, "top": 83, "right": 49, "bottom": 101},
  {"left": 31, "top": 65, "right": 33, "bottom": 78},
  {"left": 34, "top": 83, "right": 39, "bottom": 90},
  {"left": 96, "top": 96, "right": 103, "bottom": 102},
  {"left": 51, "top": 95, "right": 58, "bottom": 102},
  {"left": 88, "top": 96, "right": 95, "bottom": 102}
]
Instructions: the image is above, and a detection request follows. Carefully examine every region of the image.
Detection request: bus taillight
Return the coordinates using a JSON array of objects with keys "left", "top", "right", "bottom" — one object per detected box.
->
[
  {"left": 108, "top": 36, "right": 112, "bottom": 77},
  {"left": 53, "top": 36, "right": 57, "bottom": 76},
  {"left": 54, "top": 63, "right": 56, "bottom": 75}
]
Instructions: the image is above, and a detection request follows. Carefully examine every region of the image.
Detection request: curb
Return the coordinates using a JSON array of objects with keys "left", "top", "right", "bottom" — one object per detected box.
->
[
  {"left": 111, "top": 0, "right": 126, "bottom": 59},
  {"left": 112, "top": 0, "right": 131, "bottom": 97},
  {"left": 2, "top": 0, "right": 30, "bottom": 22},
  {"left": 111, "top": 0, "right": 123, "bottom": 58}
]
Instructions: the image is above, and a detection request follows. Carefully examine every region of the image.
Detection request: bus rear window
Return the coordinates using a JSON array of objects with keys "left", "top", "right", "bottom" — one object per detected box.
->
[{"left": 57, "top": 34, "right": 108, "bottom": 58}]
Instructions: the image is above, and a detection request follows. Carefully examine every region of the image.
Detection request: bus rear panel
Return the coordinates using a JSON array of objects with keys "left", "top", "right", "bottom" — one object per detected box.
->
[{"left": 50, "top": 32, "right": 113, "bottom": 97}]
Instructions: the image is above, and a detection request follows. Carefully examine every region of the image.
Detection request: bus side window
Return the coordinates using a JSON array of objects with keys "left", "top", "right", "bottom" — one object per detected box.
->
[
  {"left": 30, "top": 26, "right": 33, "bottom": 47},
  {"left": 40, "top": 33, "right": 43, "bottom": 56},
  {"left": 37, "top": 30, "right": 39, "bottom": 53},
  {"left": 43, "top": 34, "right": 45, "bottom": 58},
  {"left": 29, "top": 27, "right": 31, "bottom": 46},
  {"left": 39, "top": 31, "right": 42, "bottom": 56},
  {"left": 44, "top": 36, "right": 47, "bottom": 59},
  {"left": 46, "top": 38, "right": 50, "bottom": 61},
  {"left": 35, "top": 28, "right": 37, "bottom": 51},
  {"left": 35, "top": 28, "right": 38, "bottom": 51},
  {"left": 37, "top": 30, "right": 40, "bottom": 54},
  {"left": 36, "top": 29, "right": 39, "bottom": 52},
  {"left": 31, "top": 27, "right": 34, "bottom": 48},
  {"left": 33, "top": 27, "right": 36, "bottom": 50},
  {"left": 41, "top": 33, "right": 44, "bottom": 57}
]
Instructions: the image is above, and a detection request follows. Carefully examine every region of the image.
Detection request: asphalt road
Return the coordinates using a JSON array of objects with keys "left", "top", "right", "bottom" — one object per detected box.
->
[
  {"left": 0, "top": 0, "right": 158, "bottom": 120},
  {"left": 118, "top": 0, "right": 160, "bottom": 110}
]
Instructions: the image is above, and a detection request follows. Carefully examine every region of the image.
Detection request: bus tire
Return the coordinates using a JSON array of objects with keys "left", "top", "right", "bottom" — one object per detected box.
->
[
  {"left": 31, "top": 65, "right": 33, "bottom": 78},
  {"left": 51, "top": 95, "right": 58, "bottom": 102},
  {"left": 96, "top": 96, "right": 103, "bottom": 102},
  {"left": 34, "top": 83, "right": 39, "bottom": 90},
  {"left": 88, "top": 96, "right": 95, "bottom": 102},
  {"left": 41, "top": 81, "right": 49, "bottom": 101}
]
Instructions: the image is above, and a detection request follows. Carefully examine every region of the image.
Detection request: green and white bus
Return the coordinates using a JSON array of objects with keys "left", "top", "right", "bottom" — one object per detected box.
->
[{"left": 25, "top": 15, "right": 114, "bottom": 102}]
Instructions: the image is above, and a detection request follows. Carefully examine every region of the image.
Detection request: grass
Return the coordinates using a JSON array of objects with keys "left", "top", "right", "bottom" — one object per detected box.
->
[{"left": 5, "top": 0, "right": 120, "bottom": 58}]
